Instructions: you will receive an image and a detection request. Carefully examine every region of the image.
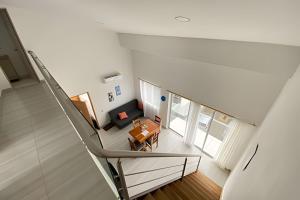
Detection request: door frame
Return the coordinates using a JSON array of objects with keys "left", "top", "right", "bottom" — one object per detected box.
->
[
  {"left": 168, "top": 93, "right": 192, "bottom": 137},
  {"left": 71, "top": 92, "right": 100, "bottom": 128},
  {"left": 0, "top": 8, "right": 40, "bottom": 81}
]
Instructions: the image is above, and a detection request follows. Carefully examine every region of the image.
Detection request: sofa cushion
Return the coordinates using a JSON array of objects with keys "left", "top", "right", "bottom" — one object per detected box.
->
[{"left": 118, "top": 112, "right": 128, "bottom": 120}]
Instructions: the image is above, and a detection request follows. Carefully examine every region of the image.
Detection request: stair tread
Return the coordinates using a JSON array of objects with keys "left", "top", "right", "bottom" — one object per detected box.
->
[
  {"left": 141, "top": 171, "right": 222, "bottom": 200},
  {"left": 144, "top": 194, "right": 155, "bottom": 200},
  {"left": 162, "top": 185, "right": 184, "bottom": 200},
  {"left": 188, "top": 172, "right": 222, "bottom": 194},
  {"left": 173, "top": 180, "right": 204, "bottom": 200},
  {"left": 182, "top": 175, "right": 217, "bottom": 200},
  {"left": 152, "top": 189, "right": 171, "bottom": 200}
]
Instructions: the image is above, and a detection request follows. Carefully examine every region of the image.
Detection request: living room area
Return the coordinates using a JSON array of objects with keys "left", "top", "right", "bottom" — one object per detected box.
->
[{"left": 94, "top": 73, "right": 256, "bottom": 189}]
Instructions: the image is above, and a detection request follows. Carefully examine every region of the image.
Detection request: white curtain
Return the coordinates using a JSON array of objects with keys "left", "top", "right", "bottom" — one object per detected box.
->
[
  {"left": 215, "top": 119, "right": 255, "bottom": 170},
  {"left": 183, "top": 102, "right": 200, "bottom": 146},
  {"left": 140, "top": 80, "right": 161, "bottom": 119}
]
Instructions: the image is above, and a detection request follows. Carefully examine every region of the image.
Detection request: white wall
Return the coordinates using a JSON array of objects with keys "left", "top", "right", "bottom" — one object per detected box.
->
[
  {"left": 131, "top": 50, "right": 286, "bottom": 125},
  {"left": 221, "top": 64, "right": 300, "bottom": 200},
  {"left": 119, "top": 34, "right": 300, "bottom": 77},
  {"left": 4, "top": 7, "right": 136, "bottom": 125},
  {"left": 119, "top": 34, "right": 300, "bottom": 125}
]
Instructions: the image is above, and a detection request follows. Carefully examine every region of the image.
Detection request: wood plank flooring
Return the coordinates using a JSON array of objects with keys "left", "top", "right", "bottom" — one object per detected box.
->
[{"left": 140, "top": 172, "right": 222, "bottom": 200}]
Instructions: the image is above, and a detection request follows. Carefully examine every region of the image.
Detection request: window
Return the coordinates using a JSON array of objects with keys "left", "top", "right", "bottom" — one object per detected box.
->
[
  {"left": 169, "top": 94, "right": 191, "bottom": 136},
  {"left": 140, "top": 80, "right": 161, "bottom": 119},
  {"left": 194, "top": 105, "right": 233, "bottom": 157},
  {"left": 194, "top": 105, "right": 214, "bottom": 149}
]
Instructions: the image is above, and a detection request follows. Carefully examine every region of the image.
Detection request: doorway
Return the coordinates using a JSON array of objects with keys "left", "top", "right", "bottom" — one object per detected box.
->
[
  {"left": 0, "top": 8, "right": 39, "bottom": 88},
  {"left": 71, "top": 92, "right": 100, "bottom": 130},
  {"left": 168, "top": 93, "right": 191, "bottom": 136}
]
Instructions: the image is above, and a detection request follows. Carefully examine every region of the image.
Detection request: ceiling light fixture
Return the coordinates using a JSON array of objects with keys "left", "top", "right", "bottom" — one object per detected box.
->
[{"left": 174, "top": 16, "right": 191, "bottom": 22}]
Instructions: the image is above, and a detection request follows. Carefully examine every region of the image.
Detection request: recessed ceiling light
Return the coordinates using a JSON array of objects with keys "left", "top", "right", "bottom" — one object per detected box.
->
[{"left": 175, "top": 16, "right": 191, "bottom": 22}]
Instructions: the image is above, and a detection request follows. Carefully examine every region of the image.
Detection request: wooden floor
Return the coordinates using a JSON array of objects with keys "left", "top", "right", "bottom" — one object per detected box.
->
[{"left": 141, "top": 172, "right": 222, "bottom": 200}]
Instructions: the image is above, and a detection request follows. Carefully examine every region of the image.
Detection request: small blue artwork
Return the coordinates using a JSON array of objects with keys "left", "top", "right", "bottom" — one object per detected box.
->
[
  {"left": 161, "top": 96, "right": 166, "bottom": 102},
  {"left": 115, "top": 85, "right": 121, "bottom": 96}
]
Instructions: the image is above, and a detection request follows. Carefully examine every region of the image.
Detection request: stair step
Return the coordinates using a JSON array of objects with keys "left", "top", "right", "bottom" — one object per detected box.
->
[
  {"left": 188, "top": 172, "right": 222, "bottom": 195},
  {"left": 173, "top": 180, "right": 203, "bottom": 200},
  {"left": 152, "top": 189, "right": 171, "bottom": 200},
  {"left": 141, "top": 172, "right": 221, "bottom": 200},
  {"left": 144, "top": 194, "right": 155, "bottom": 200},
  {"left": 167, "top": 181, "right": 193, "bottom": 200},
  {"left": 162, "top": 185, "right": 184, "bottom": 200},
  {"left": 182, "top": 176, "right": 216, "bottom": 200}
]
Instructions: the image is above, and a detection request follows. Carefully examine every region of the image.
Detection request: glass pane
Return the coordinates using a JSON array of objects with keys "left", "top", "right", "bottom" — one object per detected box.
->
[
  {"left": 203, "top": 111, "right": 232, "bottom": 157},
  {"left": 169, "top": 94, "right": 191, "bottom": 136},
  {"left": 194, "top": 105, "right": 214, "bottom": 149}
]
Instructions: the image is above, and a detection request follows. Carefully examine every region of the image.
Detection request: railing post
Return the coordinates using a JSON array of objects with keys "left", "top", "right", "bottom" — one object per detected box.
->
[
  {"left": 195, "top": 156, "right": 201, "bottom": 172},
  {"left": 117, "top": 159, "right": 130, "bottom": 200},
  {"left": 181, "top": 157, "right": 187, "bottom": 181}
]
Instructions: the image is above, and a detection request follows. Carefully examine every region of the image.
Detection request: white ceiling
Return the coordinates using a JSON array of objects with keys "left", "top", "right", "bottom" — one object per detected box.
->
[{"left": 1, "top": 0, "right": 300, "bottom": 46}]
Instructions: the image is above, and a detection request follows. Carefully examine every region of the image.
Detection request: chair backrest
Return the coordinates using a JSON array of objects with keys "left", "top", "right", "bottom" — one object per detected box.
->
[
  {"left": 153, "top": 132, "right": 159, "bottom": 143},
  {"left": 132, "top": 119, "right": 142, "bottom": 128},
  {"left": 128, "top": 138, "right": 136, "bottom": 150},
  {"left": 154, "top": 115, "right": 161, "bottom": 125}
]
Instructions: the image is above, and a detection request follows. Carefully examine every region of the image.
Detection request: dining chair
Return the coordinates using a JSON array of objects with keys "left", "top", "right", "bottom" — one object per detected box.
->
[
  {"left": 154, "top": 115, "right": 162, "bottom": 125},
  {"left": 128, "top": 138, "right": 146, "bottom": 151},
  {"left": 154, "top": 115, "right": 162, "bottom": 133},
  {"left": 146, "top": 132, "right": 160, "bottom": 151},
  {"left": 132, "top": 119, "right": 142, "bottom": 128},
  {"left": 145, "top": 115, "right": 162, "bottom": 151}
]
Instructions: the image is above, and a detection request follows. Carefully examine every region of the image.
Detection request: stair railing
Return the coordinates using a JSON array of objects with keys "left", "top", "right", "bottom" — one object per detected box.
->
[{"left": 28, "top": 51, "right": 202, "bottom": 200}]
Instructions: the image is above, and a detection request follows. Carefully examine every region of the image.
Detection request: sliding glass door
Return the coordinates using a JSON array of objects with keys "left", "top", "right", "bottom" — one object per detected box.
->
[
  {"left": 169, "top": 94, "right": 191, "bottom": 136},
  {"left": 194, "top": 105, "right": 232, "bottom": 157},
  {"left": 167, "top": 92, "right": 234, "bottom": 158},
  {"left": 203, "top": 112, "right": 232, "bottom": 157},
  {"left": 194, "top": 105, "right": 215, "bottom": 150}
]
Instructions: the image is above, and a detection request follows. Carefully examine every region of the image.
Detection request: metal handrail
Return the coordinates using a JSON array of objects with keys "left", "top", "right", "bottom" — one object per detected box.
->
[
  {"left": 124, "top": 163, "right": 184, "bottom": 176},
  {"left": 127, "top": 170, "right": 183, "bottom": 189}
]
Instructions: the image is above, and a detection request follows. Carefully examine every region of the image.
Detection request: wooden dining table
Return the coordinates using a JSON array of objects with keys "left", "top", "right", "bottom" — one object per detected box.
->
[{"left": 129, "top": 119, "right": 160, "bottom": 143}]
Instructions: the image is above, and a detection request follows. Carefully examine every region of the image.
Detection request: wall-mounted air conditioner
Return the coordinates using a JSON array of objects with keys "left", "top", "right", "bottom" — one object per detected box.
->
[{"left": 103, "top": 73, "right": 122, "bottom": 83}]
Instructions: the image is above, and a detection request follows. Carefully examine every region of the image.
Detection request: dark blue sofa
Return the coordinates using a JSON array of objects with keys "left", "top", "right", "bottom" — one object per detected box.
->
[{"left": 108, "top": 99, "right": 144, "bottom": 129}]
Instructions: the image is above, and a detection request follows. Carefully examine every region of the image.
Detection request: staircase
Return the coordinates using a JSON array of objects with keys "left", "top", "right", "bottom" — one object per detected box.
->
[{"left": 141, "top": 172, "right": 222, "bottom": 200}]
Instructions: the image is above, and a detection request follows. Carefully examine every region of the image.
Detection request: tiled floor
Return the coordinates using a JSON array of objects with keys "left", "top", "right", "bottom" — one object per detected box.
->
[
  {"left": 0, "top": 83, "right": 117, "bottom": 200},
  {"left": 98, "top": 124, "right": 230, "bottom": 197}
]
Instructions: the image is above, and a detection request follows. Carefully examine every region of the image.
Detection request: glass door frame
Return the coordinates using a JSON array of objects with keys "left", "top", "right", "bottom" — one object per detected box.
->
[
  {"left": 168, "top": 93, "right": 191, "bottom": 137},
  {"left": 194, "top": 110, "right": 216, "bottom": 158}
]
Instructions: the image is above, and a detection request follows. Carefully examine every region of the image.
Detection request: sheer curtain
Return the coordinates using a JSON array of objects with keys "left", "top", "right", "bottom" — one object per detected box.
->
[
  {"left": 140, "top": 80, "right": 161, "bottom": 119},
  {"left": 183, "top": 102, "right": 200, "bottom": 146},
  {"left": 215, "top": 119, "right": 255, "bottom": 170}
]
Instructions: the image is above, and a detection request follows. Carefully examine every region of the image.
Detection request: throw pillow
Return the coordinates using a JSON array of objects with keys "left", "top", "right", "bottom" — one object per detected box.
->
[{"left": 118, "top": 112, "right": 128, "bottom": 120}]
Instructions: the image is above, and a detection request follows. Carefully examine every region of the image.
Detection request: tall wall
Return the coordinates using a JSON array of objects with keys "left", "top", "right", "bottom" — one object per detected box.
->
[
  {"left": 221, "top": 64, "right": 300, "bottom": 200},
  {"left": 4, "top": 7, "right": 136, "bottom": 125},
  {"left": 119, "top": 33, "right": 300, "bottom": 125}
]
